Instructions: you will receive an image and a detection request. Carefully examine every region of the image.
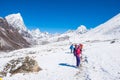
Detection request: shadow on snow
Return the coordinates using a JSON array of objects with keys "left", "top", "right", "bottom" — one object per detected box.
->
[{"left": 59, "top": 63, "right": 77, "bottom": 68}]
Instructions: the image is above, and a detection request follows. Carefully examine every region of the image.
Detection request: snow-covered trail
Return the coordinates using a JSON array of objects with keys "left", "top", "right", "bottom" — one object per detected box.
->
[{"left": 1, "top": 40, "right": 120, "bottom": 80}]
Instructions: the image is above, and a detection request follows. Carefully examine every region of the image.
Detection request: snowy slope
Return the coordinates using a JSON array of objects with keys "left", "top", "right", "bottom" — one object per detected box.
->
[
  {"left": 81, "top": 13, "right": 120, "bottom": 41},
  {"left": 0, "top": 39, "right": 120, "bottom": 80},
  {"left": 82, "top": 40, "right": 120, "bottom": 80}
]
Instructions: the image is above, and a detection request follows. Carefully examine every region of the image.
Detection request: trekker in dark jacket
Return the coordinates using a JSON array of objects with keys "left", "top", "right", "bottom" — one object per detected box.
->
[{"left": 69, "top": 44, "right": 74, "bottom": 53}]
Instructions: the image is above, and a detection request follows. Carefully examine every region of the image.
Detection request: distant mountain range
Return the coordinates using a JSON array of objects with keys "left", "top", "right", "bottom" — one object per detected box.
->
[{"left": 0, "top": 13, "right": 120, "bottom": 51}]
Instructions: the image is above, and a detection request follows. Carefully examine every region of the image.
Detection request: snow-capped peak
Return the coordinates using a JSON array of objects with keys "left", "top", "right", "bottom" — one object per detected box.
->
[
  {"left": 5, "top": 13, "right": 27, "bottom": 31},
  {"left": 76, "top": 25, "right": 87, "bottom": 34},
  {"left": 31, "top": 28, "right": 41, "bottom": 36}
]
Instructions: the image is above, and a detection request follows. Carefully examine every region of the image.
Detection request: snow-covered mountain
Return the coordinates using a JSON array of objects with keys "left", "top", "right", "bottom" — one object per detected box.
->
[
  {"left": 65, "top": 25, "right": 87, "bottom": 34},
  {"left": 5, "top": 13, "right": 27, "bottom": 31},
  {"left": 29, "top": 28, "right": 54, "bottom": 45},
  {"left": 30, "top": 28, "right": 52, "bottom": 39},
  {"left": 76, "top": 25, "right": 88, "bottom": 34},
  {"left": 51, "top": 13, "right": 120, "bottom": 43},
  {"left": 0, "top": 17, "right": 30, "bottom": 51},
  {"left": 56, "top": 25, "right": 88, "bottom": 44},
  {"left": 4, "top": 13, "right": 88, "bottom": 45},
  {"left": 5, "top": 13, "right": 55, "bottom": 45},
  {"left": 4, "top": 12, "right": 120, "bottom": 43},
  {"left": 5, "top": 13, "right": 32, "bottom": 39},
  {"left": 49, "top": 13, "right": 120, "bottom": 44},
  {"left": 2, "top": 12, "right": 120, "bottom": 46},
  {"left": 81, "top": 13, "right": 120, "bottom": 41}
]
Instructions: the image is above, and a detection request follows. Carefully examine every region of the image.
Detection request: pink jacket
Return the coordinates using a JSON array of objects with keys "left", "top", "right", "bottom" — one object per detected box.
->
[{"left": 76, "top": 47, "right": 82, "bottom": 57}]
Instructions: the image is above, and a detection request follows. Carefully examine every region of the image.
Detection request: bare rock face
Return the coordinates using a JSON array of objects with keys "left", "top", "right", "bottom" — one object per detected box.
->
[
  {"left": 0, "top": 56, "right": 41, "bottom": 77},
  {"left": 0, "top": 17, "right": 30, "bottom": 51}
]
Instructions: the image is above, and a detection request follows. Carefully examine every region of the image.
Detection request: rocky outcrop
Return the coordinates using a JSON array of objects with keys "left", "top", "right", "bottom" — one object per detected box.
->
[{"left": 0, "top": 56, "right": 41, "bottom": 77}]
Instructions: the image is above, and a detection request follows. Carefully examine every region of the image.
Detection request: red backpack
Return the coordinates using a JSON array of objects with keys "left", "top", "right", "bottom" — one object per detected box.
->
[{"left": 79, "top": 44, "right": 83, "bottom": 50}]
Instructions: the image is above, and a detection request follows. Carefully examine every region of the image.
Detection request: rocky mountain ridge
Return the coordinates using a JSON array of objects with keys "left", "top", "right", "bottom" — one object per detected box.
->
[{"left": 0, "top": 17, "right": 30, "bottom": 51}]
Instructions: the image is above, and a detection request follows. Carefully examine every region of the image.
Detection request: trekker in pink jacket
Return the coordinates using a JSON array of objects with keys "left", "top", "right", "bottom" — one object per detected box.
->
[{"left": 75, "top": 45, "right": 82, "bottom": 67}]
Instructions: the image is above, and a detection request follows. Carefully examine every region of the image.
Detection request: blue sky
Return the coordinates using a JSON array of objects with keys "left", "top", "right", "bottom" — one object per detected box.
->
[{"left": 0, "top": 0, "right": 120, "bottom": 33}]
